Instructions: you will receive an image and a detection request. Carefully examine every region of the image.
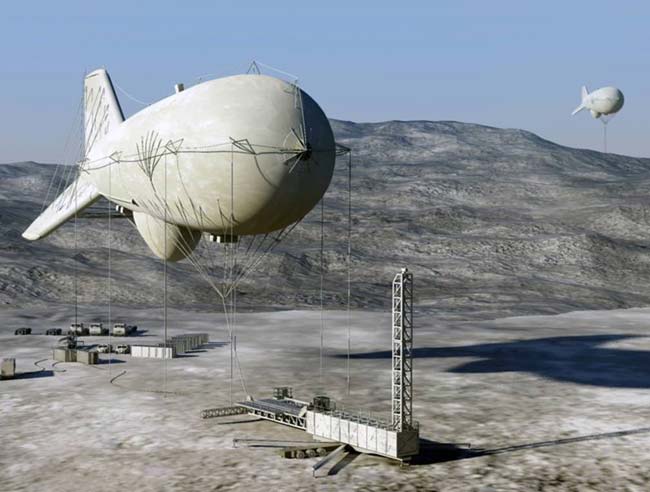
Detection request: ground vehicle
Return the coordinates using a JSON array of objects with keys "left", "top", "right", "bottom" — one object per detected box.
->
[
  {"left": 45, "top": 328, "right": 62, "bottom": 336},
  {"left": 112, "top": 323, "right": 137, "bottom": 336},
  {"left": 115, "top": 344, "right": 130, "bottom": 354},
  {"left": 69, "top": 323, "right": 88, "bottom": 336},
  {"left": 96, "top": 344, "right": 112, "bottom": 353},
  {"left": 14, "top": 327, "right": 31, "bottom": 335},
  {"left": 88, "top": 323, "right": 108, "bottom": 336}
]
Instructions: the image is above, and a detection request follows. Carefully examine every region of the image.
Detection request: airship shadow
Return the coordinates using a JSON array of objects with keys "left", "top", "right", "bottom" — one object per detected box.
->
[
  {"left": 413, "top": 427, "right": 650, "bottom": 465},
  {"left": 339, "top": 334, "right": 650, "bottom": 388}
]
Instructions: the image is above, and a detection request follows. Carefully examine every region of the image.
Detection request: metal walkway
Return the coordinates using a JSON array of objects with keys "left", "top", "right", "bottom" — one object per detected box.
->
[{"left": 237, "top": 398, "right": 308, "bottom": 429}]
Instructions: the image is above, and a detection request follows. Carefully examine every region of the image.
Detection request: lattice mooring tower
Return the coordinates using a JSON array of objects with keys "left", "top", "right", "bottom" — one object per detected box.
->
[{"left": 391, "top": 267, "right": 413, "bottom": 431}]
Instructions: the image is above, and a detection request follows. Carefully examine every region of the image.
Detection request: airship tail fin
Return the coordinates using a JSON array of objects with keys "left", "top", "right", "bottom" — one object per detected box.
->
[
  {"left": 84, "top": 68, "right": 124, "bottom": 153},
  {"left": 22, "top": 174, "right": 101, "bottom": 241},
  {"left": 571, "top": 85, "right": 590, "bottom": 116}
]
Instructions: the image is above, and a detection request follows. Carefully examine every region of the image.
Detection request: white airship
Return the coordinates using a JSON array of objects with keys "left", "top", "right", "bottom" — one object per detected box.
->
[
  {"left": 571, "top": 85, "right": 624, "bottom": 119},
  {"left": 23, "top": 69, "right": 336, "bottom": 261}
]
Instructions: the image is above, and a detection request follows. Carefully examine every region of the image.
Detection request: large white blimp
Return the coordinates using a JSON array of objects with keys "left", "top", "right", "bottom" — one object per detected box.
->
[
  {"left": 571, "top": 85, "right": 624, "bottom": 119},
  {"left": 23, "top": 69, "right": 336, "bottom": 261}
]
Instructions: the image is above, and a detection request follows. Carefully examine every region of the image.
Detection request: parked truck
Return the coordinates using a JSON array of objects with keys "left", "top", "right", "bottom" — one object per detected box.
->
[
  {"left": 96, "top": 344, "right": 112, "bottom": 353},
  {"left": 88, "top": 323, "right": 108, "bottom": 336},
  {"left": 69, "top": 323, "right": 88, "bottom": 336},
  {"left": 112, "top": 323, "right": 137, "bottom": 337},
  {"left": 114, "top": 344, "right": 130, "bottom": 354}
]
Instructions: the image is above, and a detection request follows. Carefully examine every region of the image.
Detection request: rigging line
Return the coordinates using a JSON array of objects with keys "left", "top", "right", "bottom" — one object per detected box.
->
[
  {"left": 232, "top": 208, "right": 248, "bottom": 397},
  {"left": 228, "top": 145, "right": 250, "bottom": 400},
  {"left": 159, "top": 224, "right": 225, "bottom": 300},
  {"left": 251, "top": 61, "right": 300, "bottom": 85},
  {"left": 223, "top": 218, "right": 303, "bottom": 298},
  {"left": 108, "top": 160, "right": 112, "bottom": 378},
  {"left": 74, "top": 166, "right": 78, "bottom": 329},
  {"left": 346, "top": 150, "right": 352, "bottom": 395},
  {"left": 163, "top": 155, "right": 168, "bottom": 396},
  {"left": 233, "top": 232, "right": 271, "bottom": 277},
  {"left": 114, "top": 82, "right": 152, "bottom": 106},
  {"left": 60, "top": 125, "right": 85, "bottom": 195},
  {"left": 81, "top": 143, "right": 305, "bottom": 167},
  {"left": 229, "top": 144, "right": 234, "bottom": 404},
  {"left": 234, "top": 225, "right": 298, "bottom": 289},
  {"left": 135, "top": 198, "right": 218, "bottom": 296},
  {"left": 225, "top": 234, "right": 271, "bottom": 292},
  {"left": 46, "top": 141, "right": 71, "bottom": 210},
  {"left": 140, "top": 198, "right": 227, "bottom": 299},
  {"left": 319, "top": 196, "right": 324, "bottom": 386},
  {"left": 57, "top": 150, "right": 79, "bottom": 200},
  {"left": 42, "top": 94, "right": 84, "bottom": 212},
  {"left": 223, "top": 146, "right": 248, "bottom": 398},
  {"left": 218, "top": 292, "right": 248, "bottom": 396}
]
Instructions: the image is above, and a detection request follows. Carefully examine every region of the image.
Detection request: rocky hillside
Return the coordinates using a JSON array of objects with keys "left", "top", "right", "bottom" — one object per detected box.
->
[{"left": 2, "top": 120, "right": 650, "bottom": 319}]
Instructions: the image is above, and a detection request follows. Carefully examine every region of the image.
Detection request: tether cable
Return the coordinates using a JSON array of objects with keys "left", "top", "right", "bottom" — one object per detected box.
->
[
  {"left": 319, "top": 197, "right": 325, "bottom": 385},
  {"left": 346, "top": 150, "right": 352, "bottom": 395}
]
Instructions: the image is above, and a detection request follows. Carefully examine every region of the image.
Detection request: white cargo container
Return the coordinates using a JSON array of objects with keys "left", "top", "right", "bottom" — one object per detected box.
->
[
  {"left": 1, "top": 358, "right": 16, "bottom": 379},
  {"left": 131, "top": 345, "right": 176, "bottom": 359},
  {"left": 305, "top": 410, "right": 419, "bottom": 460},
  {"left": 76, "top": 350, "right": 98, "bottom": 365},
  {"left": 53, "top": 348, "right": 76, "bottom": 363},
  {"left": 167, "top": 333, "right": 209, "bottom": 354}
]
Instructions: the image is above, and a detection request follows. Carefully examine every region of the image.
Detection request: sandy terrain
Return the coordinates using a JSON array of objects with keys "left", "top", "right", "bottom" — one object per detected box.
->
[
  {"left": 2, "top": 305, "right": 650, "bottom": 491},
  {"left": 5, "top": 120, "right": 650, "bottom": 319}
]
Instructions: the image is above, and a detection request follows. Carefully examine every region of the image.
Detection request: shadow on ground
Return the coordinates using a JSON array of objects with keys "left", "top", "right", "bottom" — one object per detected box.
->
[
  {"left": 97, "top": 358, "right": 126, "bottom": 365},
  {"left": 338, "top": 334, "right": 650, "bottom": 388},
  {"left": 414, "top": 427, "right": 650, "bottom": 465},
  {"left": 202, "top": 342, "right": 228, "bottom": 349},
  {"left": 328, "top": 450, "right": 360, "bottom": 476},
  {"left": 12, "top": 370, "right": 54, "bottom": 379}
]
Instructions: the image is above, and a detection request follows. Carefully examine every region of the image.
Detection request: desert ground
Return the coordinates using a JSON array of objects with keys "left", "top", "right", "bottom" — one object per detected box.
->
[{"left": 2, "top": 304, "right": 650, "bottom": 491}]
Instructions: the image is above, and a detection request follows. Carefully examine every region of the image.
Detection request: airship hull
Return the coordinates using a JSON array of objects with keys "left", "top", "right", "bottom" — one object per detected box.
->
[
  {"left": 588, "top": 87, "right": 624, "bottom": 116},
  {"left": 85, "top": 74, "right": 336, "bottom": 236},
  {"left": 572, "top": 85, "right": 624, "bottom": 119}
]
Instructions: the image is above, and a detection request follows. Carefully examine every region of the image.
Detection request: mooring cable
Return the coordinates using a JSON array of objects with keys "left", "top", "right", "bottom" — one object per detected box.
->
[{"left": 346, "top": 150, "right": 352, "bottom": 395}]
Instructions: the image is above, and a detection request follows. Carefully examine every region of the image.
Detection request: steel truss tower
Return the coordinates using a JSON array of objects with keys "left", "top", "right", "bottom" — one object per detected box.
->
[{"left": 391, "top": 267, "right": 413, "bottom": 431}]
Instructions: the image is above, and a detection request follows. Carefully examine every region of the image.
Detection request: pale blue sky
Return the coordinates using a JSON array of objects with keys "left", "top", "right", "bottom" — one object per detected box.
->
[{"left": 1, "top": 1, "right": 648, "bottom": 162}]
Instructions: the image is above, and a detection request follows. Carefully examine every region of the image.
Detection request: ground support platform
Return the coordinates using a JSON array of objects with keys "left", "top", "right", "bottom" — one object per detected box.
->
[{"left": 201, "top": 395, "right": 419, "bottom": 461}]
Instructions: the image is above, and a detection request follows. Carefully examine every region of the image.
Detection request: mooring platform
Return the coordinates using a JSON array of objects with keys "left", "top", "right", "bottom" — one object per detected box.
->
[
  {"left": 202, "top": 392, "right": 419, "bottom": 461},
  {"left": 201, "top": 268, "right": 420, "bottom": 464}
]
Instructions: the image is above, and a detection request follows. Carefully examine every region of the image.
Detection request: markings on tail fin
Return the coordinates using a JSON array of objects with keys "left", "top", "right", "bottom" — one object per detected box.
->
[{"left": 84, "top": 69, "right": 124, "bottom": 155}]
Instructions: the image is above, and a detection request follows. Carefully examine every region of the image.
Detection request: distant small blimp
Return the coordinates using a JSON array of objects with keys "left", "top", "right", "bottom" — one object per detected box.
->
[{"left": 572, "top": 85, "right": 624, "bottom": 119}]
